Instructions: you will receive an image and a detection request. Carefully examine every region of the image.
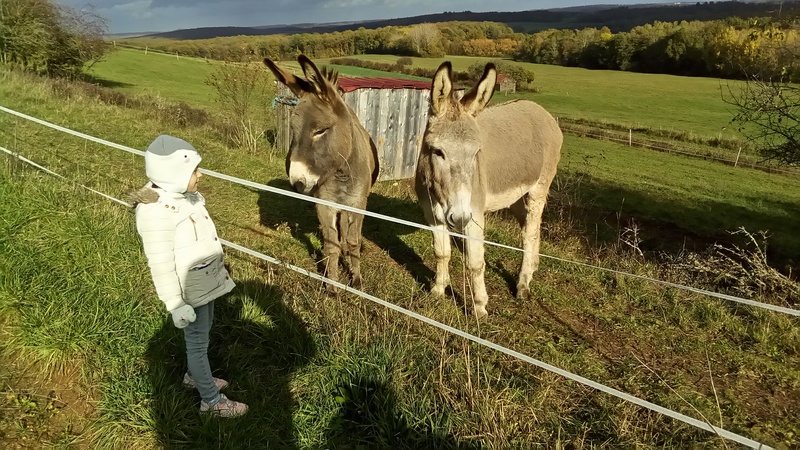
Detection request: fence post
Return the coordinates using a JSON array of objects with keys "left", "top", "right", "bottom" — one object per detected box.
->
[
  {"left": 734, "top": 147, "right": 742, "bottom": 167},
  {"left": 145, "top": 46, "right": 148, "bottom": 55},
  {"left": 629, "top": 129, "right": 632, "bottom": 146}
]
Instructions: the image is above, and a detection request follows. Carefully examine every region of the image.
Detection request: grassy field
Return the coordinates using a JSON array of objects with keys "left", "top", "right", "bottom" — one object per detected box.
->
[
  {"left": 91, "top": 48, "right": 743, "bottom": 144},
  {"left": 86, "top": 48, "right": 426, "bottom": 111},
  {"left": 87, "top": 47, "right": 220, "bottom": 109},
  {"left": 0, "top": 57, "right": 798, "bottom": 450},
  {"left": 91, "top": 47, "right": 765, "bottom": 170},
  {"left": 315, "top": 54, "right": 745, "bottom": 143}
]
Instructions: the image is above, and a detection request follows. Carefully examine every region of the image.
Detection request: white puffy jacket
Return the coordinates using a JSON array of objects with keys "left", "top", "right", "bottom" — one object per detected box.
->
[{"left": 131, "top": 184, "right": 234, "bottom": 312}]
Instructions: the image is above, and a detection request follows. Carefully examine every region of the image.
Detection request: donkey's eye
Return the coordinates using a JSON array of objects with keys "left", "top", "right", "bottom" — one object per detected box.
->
[
  {"left": 432, "top": 149, "right": 445, "bottom": 159},
  {"left": 312, "top": 128, "right": 329, "bottom": 138}
]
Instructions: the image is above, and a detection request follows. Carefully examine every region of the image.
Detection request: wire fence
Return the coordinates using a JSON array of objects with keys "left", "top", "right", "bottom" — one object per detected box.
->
[{"left": 557, "top": 119, "right": 800, "bottom": 176}]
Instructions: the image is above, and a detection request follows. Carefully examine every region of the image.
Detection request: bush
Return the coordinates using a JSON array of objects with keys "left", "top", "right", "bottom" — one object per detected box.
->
[
  {"left": 205, "top": 61, "right": 276, "bottom": 154},
  {"left": 467, "top": 60, "right": 536, "bottom": 91},
  {"left": 0, "top": 0, "right": 109, "bottom": 78}
]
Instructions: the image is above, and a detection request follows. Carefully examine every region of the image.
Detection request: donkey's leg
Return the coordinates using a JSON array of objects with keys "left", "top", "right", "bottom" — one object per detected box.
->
[
  {"left": 346, "top": 211, "right": 366, "bottom": 289},
  {"left": 464, "top": 214, "right": 489, "bottom": 318},
  {"left": 317, "top": 204, "right": 341, "bottom": 294},
  {"left": 430, "top": 223, "right": 452, "bottom": 296},
  {"left": 516, "top": 188, "right": 548, "bottom": 300}
]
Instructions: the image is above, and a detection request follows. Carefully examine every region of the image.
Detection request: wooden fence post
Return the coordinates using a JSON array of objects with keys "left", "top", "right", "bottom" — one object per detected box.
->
[{"left": 629, "top": 129, "right": 632, "bottom": 146}]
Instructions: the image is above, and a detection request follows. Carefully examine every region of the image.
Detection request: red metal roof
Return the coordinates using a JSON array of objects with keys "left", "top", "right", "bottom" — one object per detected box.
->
[{"left": 337, "top": 77, "right": 432, "bottom": 93}]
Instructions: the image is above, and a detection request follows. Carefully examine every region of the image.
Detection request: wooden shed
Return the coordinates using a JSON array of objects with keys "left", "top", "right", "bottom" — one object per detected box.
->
[{"left": 274, "top": 77, "right": 432, "bottom": 181}]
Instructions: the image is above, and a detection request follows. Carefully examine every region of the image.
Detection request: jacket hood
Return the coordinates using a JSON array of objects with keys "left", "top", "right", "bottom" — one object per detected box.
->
[
  {"left": 127, "top": 184, "right": 160, "bottom": 207},
  {"left": 127, "top": 183, "right": 204, "bottom": 208},
  {"left": 144, "top": 134, "right": 202, "bottom": 194}
]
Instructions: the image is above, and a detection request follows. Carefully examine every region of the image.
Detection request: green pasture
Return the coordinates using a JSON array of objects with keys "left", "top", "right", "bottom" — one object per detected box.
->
[
  {"left": 87, "top": 47, "right": 219, "bottom": 109},
  {"left": 0, "top": 56, "right": 798, "bottom": 449},
  {"left": 86, "top": 48, "right": 426, "bottom": 111},
  {"left": 316, "top": 54, "right": 744, "bottom": 142},
  {"left": 91, "top": 49, "right": 742, "bottom": 143}
]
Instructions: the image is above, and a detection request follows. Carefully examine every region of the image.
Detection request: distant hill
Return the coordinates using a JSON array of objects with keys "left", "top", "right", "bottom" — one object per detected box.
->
[{"left": 144, "top": 1, "right": 799, "bottom": 40}]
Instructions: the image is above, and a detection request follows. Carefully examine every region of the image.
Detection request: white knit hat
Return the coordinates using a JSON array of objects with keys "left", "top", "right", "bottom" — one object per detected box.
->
[{"left": 144, "top": 135, "right": 202, "bottom": 193}]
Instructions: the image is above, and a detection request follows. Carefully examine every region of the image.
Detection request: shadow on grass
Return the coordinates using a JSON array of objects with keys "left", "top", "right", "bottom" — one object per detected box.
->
[
  {"left": 145, "top": 279, "right": 315, "bottom": 449},
  {"left": 548, "top": 173, "right": 800, "bottom": 272},
  {"left": 256, "top": 178, "right": 435, "bottom": 287},
  {"left": 321, "top": 370, "right": 483, "bottom": 449},
  {"left": 80, "top": 74, "right": 135, "bottom": 89}
]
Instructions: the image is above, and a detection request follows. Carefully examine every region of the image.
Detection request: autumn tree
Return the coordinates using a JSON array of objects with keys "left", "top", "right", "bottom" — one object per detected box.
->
[
  {"left": 727, "top": 18, "right": 800, "bottom": 166},
  {"left": 407, "top": 23, "right": 445, "bottom": 57}
]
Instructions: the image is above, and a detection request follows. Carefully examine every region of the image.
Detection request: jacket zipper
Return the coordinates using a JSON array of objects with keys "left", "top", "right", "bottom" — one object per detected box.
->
[{"left": 189, "top": 216, "right": 198, "bottom": 240}]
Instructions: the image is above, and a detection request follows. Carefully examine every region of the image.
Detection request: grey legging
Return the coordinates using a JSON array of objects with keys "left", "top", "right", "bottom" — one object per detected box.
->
[{"left": 183, "top": 301, "right": 221, "bottom": 406}]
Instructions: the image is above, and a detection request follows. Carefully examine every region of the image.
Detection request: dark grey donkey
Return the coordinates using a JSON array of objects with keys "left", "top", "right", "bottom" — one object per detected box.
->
[
  {"left": 415, "top": 62, "right": 563, "bottom": 318},
  {"left": 264, "top": 55, "right": 379, "bottom": 292}
]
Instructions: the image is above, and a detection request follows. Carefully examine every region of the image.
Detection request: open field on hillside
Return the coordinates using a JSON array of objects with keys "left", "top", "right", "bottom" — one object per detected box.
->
[
  {"left": 1, "top": 60, "right": 798, "bottom": 450},
  {"left": 92, "top": 48, "right": 743, "bottom": 145},
  {"left": 86, "top": 48, "right": 426, "bottom": 111},
  {"left": 89, "top": 48, "right": 778, "bottom": 173},
  {"left": 314, "top": 54, "right": 745, "bottom": 143}
]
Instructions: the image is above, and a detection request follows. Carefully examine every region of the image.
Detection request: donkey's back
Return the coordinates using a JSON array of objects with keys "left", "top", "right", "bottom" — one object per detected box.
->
[{"left": 476, "top": 100, "right": 562, "bottom": 213}]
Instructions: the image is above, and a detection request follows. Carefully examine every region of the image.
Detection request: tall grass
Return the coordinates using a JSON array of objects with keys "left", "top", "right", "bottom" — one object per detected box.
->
[{"left": 0, "top": 67, "right": 798, "bottom": 449}]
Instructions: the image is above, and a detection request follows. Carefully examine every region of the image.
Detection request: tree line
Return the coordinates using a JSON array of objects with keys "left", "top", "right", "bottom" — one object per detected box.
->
[
  {"left": 127, "top": 16, "right": 800, "bottom": 82},
  {"left": 515, "top": 18, "right": 800, "bottom": 81}
]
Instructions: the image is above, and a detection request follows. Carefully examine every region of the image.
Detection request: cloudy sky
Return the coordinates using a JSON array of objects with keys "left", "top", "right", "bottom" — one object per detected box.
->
[{"left": 57, "top": 0, "right": 673, "bottom": 34}]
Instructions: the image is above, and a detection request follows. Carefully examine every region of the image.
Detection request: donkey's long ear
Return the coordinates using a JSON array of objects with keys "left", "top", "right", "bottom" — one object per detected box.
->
[
  {"left": 263, "top": 58, "right": 311, "bottom": 97},
  {"left": 430, "top": 61, "right": 453, "bottom": 117},
  {"left": 298, "top": 54, "right": 329, "bottom": 99},
  {"left": 460, "top": 63, "right": 497, "bottom": 117}
]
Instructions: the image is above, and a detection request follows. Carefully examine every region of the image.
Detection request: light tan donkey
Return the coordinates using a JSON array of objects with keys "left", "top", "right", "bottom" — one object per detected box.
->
[
  {"left": 264, "top": 55, "right": 379, "bottom": 292},
  {"left": 415, "top": 62, "right": 562, "bottom": 318}
]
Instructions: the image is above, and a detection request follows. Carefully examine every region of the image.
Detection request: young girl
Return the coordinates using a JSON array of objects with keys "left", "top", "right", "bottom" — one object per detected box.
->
[{"left": 131, "top": 134, "right": 248, "bottom": 417}]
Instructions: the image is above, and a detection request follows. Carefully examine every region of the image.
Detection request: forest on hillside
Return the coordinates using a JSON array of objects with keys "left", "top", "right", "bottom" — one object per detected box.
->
[{"left": 128, "top": 15, "right": 800, "bottom": 82}]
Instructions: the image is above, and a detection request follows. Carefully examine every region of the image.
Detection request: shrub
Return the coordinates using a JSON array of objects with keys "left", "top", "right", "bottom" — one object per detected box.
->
[
  {"left": 0, "top": 0, "right": 109, "bottom": 78},
  {"left": 467, "top": 60, "right": 537, "bottom": 91},
  {"left": 205, "top": 61, "right": 276, "bottom": 154}
]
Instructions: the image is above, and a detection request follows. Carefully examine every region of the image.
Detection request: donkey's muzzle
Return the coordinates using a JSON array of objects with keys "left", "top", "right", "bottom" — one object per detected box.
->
[
  {"left": 446, "top": 210, "right": 472, "bottom": 230},
  {"left": 288, "top": 160, "right": 319, "bottom": 195}
]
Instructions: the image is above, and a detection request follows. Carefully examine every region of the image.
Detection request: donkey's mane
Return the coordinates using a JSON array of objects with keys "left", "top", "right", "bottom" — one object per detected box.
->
[{"left": 320, "top": 66, "right": 340, "bottom": 89}]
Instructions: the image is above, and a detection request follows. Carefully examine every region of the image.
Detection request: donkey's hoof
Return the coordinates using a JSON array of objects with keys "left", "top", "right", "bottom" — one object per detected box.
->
[
  {"left": 473, "top": 306, "right": 488, "bottom": 319},
  {"left": 351, "top": 275, "right": 364, "bottom": 290},
  {"left": 516, "top": 285, "right": 530, "bottom": 300},
  {"left": 431, "top": 285, "right": 447, "bottom": 296},
  {"left": 325, "top": 283, "right": 340, "bottom": 295}
]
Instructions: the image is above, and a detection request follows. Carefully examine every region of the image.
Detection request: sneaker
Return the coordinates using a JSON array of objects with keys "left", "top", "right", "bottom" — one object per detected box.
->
[
  {"left": 200, "top": 393, "right": 249, "bottom": 418},
  {"left": 183, "top": 373, "right": 229, "bottom": 391}
]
